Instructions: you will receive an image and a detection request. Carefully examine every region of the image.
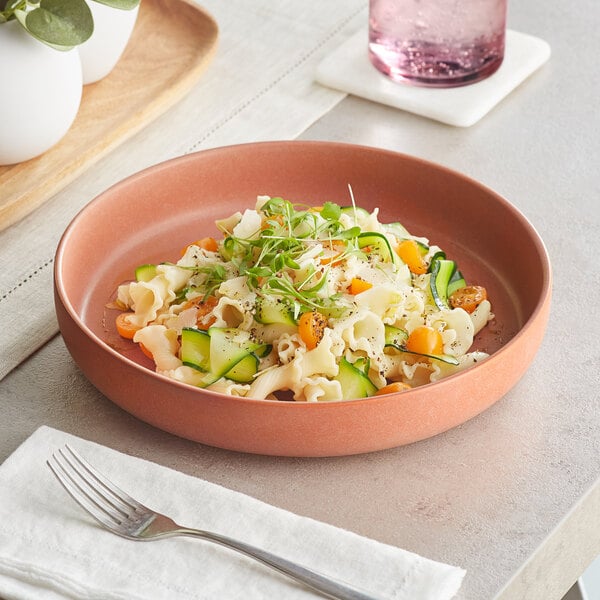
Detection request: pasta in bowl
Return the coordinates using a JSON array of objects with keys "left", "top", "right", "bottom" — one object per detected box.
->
[
  {"left": 114, "top": 196, "right": 494, "bottom": 402},
  {"left": 54, "top": 141, "right": 551, "bottom": 456}
]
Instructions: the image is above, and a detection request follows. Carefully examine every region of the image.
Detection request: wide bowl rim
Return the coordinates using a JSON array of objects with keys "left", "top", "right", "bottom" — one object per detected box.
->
[{"left": 54, "top": 140, "right": 552, "bottom": 411}]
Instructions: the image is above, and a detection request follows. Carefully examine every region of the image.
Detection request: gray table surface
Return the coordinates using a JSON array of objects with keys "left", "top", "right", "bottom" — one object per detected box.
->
[{"left": 1, "top": 1, "right": 599, "bottom": 599}]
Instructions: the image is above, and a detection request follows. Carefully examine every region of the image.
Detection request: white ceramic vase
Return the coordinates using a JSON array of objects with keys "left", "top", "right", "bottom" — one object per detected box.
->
[
  {"left": 0, "top": 20, "right": 82, "bottom": 166},
  {"left": 78, "top": 1, "right": 140, "bottom": 84}
]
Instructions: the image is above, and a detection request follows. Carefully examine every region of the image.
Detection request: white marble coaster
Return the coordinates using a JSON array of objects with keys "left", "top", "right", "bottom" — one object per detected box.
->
[{"left": 316, "top": 29, "right": 551, "bottom": 127}]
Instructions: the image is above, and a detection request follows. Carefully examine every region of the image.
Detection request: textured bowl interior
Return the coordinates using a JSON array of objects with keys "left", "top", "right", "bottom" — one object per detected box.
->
[{"left": 54, "top": 141, "right": 551, "bottom": 456}]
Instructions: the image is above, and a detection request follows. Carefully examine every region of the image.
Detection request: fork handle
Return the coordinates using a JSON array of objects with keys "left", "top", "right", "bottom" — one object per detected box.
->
[{"left": 177, "top": 527, "right": 379, "bottom": 600}]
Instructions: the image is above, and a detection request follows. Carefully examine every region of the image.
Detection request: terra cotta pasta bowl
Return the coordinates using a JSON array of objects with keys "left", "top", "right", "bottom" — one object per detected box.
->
[{"left": 54, "top": 141, "right": 551, "bottom": 456}]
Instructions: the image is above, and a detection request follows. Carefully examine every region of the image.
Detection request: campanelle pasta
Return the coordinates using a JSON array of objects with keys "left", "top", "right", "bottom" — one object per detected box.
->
[{"left": 115, "top": 196, "right": 493, "bottom": 401}]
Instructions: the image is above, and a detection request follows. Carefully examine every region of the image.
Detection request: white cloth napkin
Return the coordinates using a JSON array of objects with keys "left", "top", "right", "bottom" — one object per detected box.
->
[{"left": 0, "top": 427, "right": 465, "bottom": 600}]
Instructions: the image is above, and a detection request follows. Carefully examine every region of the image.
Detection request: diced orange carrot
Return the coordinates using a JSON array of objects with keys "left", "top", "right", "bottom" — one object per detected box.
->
[
  {"left": 396, "top": 239, "right": 427, "bottom": 275},
  {"left": 374, "top": 382, "right": 412, "bottom": 396},
  {"left": 405, "top": 326, "right": 443, "bottom": 355},
  {"left": 115, "top": 312, "right": 141, "bottom": 340},
  {"left": 298, "top": 311, "right": 327, "bottom": 350},
  {"left": 182, "top": 295, "right": 219, "bottom": 329},
  {"left": 348, "top": 277, "right": 373, "bottom": 295},
  {"left": 180, "top": 236, "right": 218, "bottom": 256}
]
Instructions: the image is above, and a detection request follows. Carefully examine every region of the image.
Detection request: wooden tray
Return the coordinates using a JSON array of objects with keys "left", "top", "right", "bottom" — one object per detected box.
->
[{"left": 0, "top": 0, "right": 218, "bottom": 232}]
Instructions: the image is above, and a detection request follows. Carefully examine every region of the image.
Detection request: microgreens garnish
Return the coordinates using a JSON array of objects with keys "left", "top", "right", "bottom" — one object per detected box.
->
[
  {"left": 193, "top": 264, "right": 228, "bottom": 298},
  {"left": 221, "top": 197, "right": 362, "bottom": 314},
  {"left": 179, "top": 196, "right": 393, "bottom": 317}
]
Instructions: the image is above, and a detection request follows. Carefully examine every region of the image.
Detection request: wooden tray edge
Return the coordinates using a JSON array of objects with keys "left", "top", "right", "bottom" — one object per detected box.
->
[{"left": 0, "top": 0, "right": 218, "bottom": 232}]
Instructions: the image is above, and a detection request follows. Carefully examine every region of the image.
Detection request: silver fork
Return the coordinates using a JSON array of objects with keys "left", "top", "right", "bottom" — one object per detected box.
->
[{"left": 47, "top": 445, "right": 379, "bottom": 600}]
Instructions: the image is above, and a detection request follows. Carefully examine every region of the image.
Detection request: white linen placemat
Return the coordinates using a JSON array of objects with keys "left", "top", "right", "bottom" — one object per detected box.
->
[
  {"left": 0, "top": 0, "right": 367, "bottom": 381},
  {"left": 0, "top": 426, "right": 465, "bottom": 600},
  {"left": 315, "top": 29, "right": 551, "bottom": 127}
]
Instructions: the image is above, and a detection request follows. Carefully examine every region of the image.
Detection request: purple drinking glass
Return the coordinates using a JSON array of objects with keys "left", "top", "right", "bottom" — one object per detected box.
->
[{"left": 369, "top": 0, "right": 508, "bottom": 88}]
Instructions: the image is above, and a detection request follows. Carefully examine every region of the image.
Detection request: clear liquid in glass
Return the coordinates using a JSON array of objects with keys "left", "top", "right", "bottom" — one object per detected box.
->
[{"left": 368, "top": 0, "right": 507, "bottom": 88}]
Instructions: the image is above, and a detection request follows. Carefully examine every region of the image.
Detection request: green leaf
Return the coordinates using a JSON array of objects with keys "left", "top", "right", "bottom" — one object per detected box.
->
[
  {"left": 247, "top": 266, "right": 272, "bottom": 278},
  {"left": 337, "top": 226, "right": 361, "bottom": 240},
  {"left": 283, "top": 255, "right": 300, "bottom": 269},
  {"left": 261, "top": 197, "right": 286, "bottom": 217},
  {"left": 0, "top": 0, "right": 22, "bottom": 19},
  {"left": 299, "top": 273, "right": 328, "bottom": 295},
  {"left": 320, "top": 202, "right": 341, "bottom": 221},
  {"left": 92, "top": 0, "right": 139, "bottom": 8},
  {"left": 19, "top": 0, "right": 93, "bottom": 48}
]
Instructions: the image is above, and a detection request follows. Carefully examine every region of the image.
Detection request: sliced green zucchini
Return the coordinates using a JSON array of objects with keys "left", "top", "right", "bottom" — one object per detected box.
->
[
  {"left": 429, "top": 258, "right": 465, "bottom": 310},
  {"left": 447, "top": 269, "right": 467, "bottom": 298},
  {"left": 208, "top": 327, "right": 263, "bottom": 378},
  {"left": 135, "top": 264, "right": 157, "bottom": 282},
  {"left": 335, "top": 356, "right": 377, "bottom": 400},
  {"left": 254, "top": 295, "right": 297, "bottom": 325},
  {"left": 384, "top": 325, "right": 408, "bottom": 349},
  {"left": 181, "top": 328, "right": 211, "bottom": 372},
  {"left": 182, "top": 326, "right": 270, "bottom": 384},
  {"left": 428, "top": 250, "right": 446, "bottom": 266},
  {"left": 196, "top": 370, "right": 224, "bottom": 388},
  {"left": 415, "top": 240, "right": 429, "bottom": 255},
  {"left": 224, "top": 353, "right": 259, "bottom": 383},
  {"left": 316, "top": 304, "right": 348, "bottom": 319},
  {"left": 357, "top": 232, "right": 396, "bottom": 263},
  {"left": 253, "top": 342, "right": 273, "bottom": 358},
  {"left": 352, "top": 356, "right": 370, "bottom": 374},
  {"left": 400, "top": 349, "right": 460, "bottom": 366}
]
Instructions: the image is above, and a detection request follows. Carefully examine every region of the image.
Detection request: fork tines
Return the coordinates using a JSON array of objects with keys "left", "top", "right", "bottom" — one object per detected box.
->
[{"left": 47, "top": 445, "right": 141, "bottom": 531}]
